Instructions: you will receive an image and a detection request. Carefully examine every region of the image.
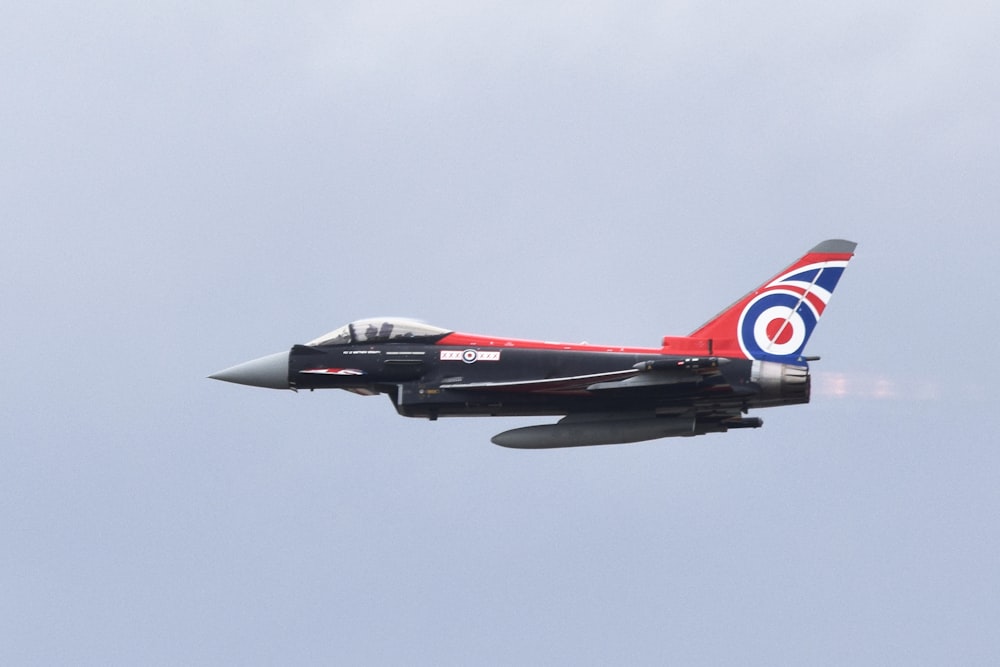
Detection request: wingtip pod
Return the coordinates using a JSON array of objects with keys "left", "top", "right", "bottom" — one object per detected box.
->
[{"left": 681, "top": 240, "right": 857, "bottom": 362}]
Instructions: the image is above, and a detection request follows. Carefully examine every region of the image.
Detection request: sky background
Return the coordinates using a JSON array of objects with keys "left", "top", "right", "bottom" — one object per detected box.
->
[{"left": 3, "top": 2, "right": 999, "bottom": 664}]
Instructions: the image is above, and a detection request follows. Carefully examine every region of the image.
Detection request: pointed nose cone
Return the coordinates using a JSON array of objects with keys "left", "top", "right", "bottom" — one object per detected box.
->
[{"left": 209, "top": 350, "right": 290, "bottom": 389}]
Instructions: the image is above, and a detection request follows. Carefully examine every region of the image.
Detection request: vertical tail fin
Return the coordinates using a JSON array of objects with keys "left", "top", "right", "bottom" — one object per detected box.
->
[{"left": 682, "top": 239, "right": 857, "bottom": 362}]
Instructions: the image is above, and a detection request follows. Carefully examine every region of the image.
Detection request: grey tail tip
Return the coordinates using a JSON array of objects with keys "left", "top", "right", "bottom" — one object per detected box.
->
[{"left": 811, "top": 239, "right": 857, "bottom": 254}]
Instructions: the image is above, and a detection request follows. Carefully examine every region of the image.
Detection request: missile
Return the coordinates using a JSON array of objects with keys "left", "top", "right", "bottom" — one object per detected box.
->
[
  {"left": 634, "top": 357, "right": 727, "bottom": 372},
  {"left": 723, "top": 416, "right": 763, "bottom": 429}
]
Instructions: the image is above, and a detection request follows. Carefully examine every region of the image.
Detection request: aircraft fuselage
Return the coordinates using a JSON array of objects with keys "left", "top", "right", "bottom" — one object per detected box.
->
[
  {"left": 211, "top": 239, "right": 856, "bottom": 447},
  {"left": 290, "top": 340, "right": 802, "bottom": 421}
]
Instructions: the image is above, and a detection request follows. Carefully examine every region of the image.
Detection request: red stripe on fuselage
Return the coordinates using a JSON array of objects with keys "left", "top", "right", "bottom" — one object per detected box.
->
[{"left": 436, "top": 332, "right": 664, "bottom": 355}]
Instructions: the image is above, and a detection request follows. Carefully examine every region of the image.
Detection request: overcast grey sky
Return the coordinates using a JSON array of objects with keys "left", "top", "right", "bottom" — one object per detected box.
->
[{"left": 3, "top": 2, "right": 999, "bottom": 665}]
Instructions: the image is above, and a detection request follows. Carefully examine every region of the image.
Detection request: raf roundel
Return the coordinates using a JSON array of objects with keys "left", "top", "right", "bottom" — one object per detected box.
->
[
  {"left": 750, "top": 304, "right": 807, "bottom": 357},
  {"left": 736, "top": 260, "right": 846, "bottom": 361}
]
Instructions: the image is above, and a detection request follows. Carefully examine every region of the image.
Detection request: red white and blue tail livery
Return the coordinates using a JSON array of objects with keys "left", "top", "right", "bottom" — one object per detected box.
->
[
  {"left": 211, "top": 239, "right": 857, "bottom": 448},
  {"left": 687, "top": 239, "right": 856, "bottom": 362}
]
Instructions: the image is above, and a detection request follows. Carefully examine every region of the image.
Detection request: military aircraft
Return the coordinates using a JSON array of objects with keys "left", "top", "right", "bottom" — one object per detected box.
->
[{"left": 210, "top": 239, "right": 856, "bottom": 448}]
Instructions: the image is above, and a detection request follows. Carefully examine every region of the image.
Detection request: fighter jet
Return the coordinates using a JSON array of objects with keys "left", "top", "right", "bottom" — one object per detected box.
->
[{"left": 210, "top": 239, "right": 856, "bottom": 448}]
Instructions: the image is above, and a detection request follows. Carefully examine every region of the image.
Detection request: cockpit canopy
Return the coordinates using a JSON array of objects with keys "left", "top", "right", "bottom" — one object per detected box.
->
[{"left": 305, "top": 318, "right": 451, "bottom": 346}]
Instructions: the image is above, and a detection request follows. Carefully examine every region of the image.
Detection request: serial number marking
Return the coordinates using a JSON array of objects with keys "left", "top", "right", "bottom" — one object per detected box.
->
[{"left": 440, "top": 349, "right": 501, "bottom": 363}]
